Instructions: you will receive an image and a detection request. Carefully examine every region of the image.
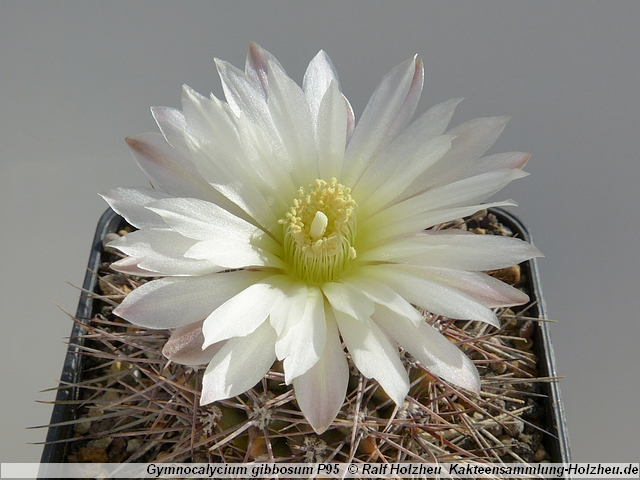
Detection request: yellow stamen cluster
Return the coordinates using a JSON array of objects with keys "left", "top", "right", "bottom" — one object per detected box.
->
[{"left": 280, "top": 178, "right": 357, "bottom": 284}]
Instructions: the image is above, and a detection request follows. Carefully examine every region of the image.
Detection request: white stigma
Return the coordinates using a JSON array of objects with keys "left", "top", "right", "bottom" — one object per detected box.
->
[{"left": 309, "top": 211, "right": 328, "bottom": 240}]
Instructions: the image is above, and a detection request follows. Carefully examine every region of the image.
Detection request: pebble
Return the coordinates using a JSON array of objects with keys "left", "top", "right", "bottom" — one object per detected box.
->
[
  {"left": 248, "top": 433, "right": 268, "bottom": 459},
  {"left": 485, "top": 422, "right": 503, "bottom": 438},
  {"left": 126, "top": 438, "right": 142, "bottom": 453},
  {"left": 490, "top": 359, "right": 508, "bottom": 374},
  {"left": 503, "top": 418, "right": 524, "bottom": 437},
  {"left": 110, "top": 361, "right": 132, "bottom": 374},
  {"left": 76, "top": 446, "right": 108, "bottom": 463},
  {"left": 490, "top": 265, "right": 521, "bottom": 285},
  {"left": 523, "top": 399, "right": 545, "bottom": 420},
  {"left": 99, "top": 274, "right": 131, "bottom": 296},
  {"left": 109, "top": 437, "right": 126, "bottom": 455},
  {"left": 519, "top": 433, "right": 542, "bottom": 452},
  {"left": 87, "top": 437, "right": 113, "bottom": 449},
  {"left": 99, "top": 390, "right": 121, "bottom": 402},
  {"left": 88, "top": 419, "right": 114, "bottom": 435},
  {"left": 73, "top": 419, "right": 91, "bottom": 434},
  {"left": 534, "top": 445, "right": 549, "bottom": 462},
  {"left": 102, "top": 233, "right": 120, "bottom": 249},
  {"left": 498, "top": 434, "right": 517, "bottom": 456},
  {"left": 519, "top": 319, "right": 535, "bottom": 339}
]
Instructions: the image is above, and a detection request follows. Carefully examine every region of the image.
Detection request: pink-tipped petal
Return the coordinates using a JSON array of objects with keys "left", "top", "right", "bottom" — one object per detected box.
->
[
  {"left": 162, "top": 321, "right": 225, "bottom": 366},
  {"left": 412, "top": 266, "right": 530, "bottom": 308},
  {"left": 470, "top": 152, "right": 531, "bottom": 176},
  {"left": 126, "top": 133, "right": 214, "bottom": 200},
  {"left": 245, "top": 42, "right": 278, "bottom": 96},
  {"left": 342, "top": 56, "right": 424, "bottom": 185},
  {"left": 344, "top": 94, "right": 355, "bottom": 144}
]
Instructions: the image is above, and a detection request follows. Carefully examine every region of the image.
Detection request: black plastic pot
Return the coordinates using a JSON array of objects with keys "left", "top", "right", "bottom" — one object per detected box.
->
[
  {"left": 492, "top": 208, "right": 571, "bottom": 465},
  {"left": 40, "top": 207, "right": 570, "bottom": 467}
]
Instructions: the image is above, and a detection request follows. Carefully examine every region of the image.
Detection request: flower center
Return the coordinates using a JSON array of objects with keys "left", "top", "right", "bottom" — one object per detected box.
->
[{"left": 280, "top": 178, "right": 357, "bottom": 284}]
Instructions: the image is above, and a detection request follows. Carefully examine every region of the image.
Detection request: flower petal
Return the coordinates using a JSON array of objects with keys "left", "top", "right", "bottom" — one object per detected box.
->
[
  {"left": 275, "top": 287, "right": 326, "bottom": 384},
  {"left": 303, "top": 50, "right": 341, "bottom": 126},
  {"left": 322, "top": 281, "right": 375, "bottom": 322},
  {"left": 381, "top": 169, "right": 527, "bottom": 223},
  {"left": 125, "top": 133, "right": 217, "bottom": 202},
  {"left": 245, "top": 42, "right": 285, "bottom": 96},
  {"left": 113, "top": 270, "right": 268, "bottom": 329},
  {"left": 294, "top": 311, "right": 348, "bottom": 434},
  {"left": 360, "top": 199, "right": 517, "bottom": 246},
  {"left": 201, "top": 278, "right": 284, "bottom": 347},
  {"left": 360, "top": 166, "right": 527, "bottom": 244},
  {"left": 408, "top": 266, "right": 530, "bottom": 308},
  {"left": 362, "top": 265, "right": 500, "bottom": 327},
  {"left": 200, "top": 320, "right": 277, "bottom": 404},
  {"left": 107, "top": 256, "right": 159, "bottom": 276},
  {"left": 269, "top": 279, "right": 307, "bottom": 336},
  {"left": 373, "top": 307, "right": 480, "bottom": 392},
  {"left": 470, "top": 152, "right": 531, "bottom": 176},
  {"left": 108, "top": 229, "right": 222, "bottom": 276},
  {"left": 180, "top": 86, "right": 290, "bottom": 228},
  {"left": 361, "top": 230, "right": 543, "bottom": 271},
  {"left": 215, "top": 57, "right": 270, "bottom": 123},
  {"left": 342, "top": 56, "right": 424, "bottom": 185},
  {"left": 185, "top": 239, "right": 284, "bottom": 270},
  {"left": 399, "top": 116, "right": 510, "bottom": 199},
  {"left": 162, "top": 321, "right": 225, "bottom": 366},
  {"left": 267, "top": 58, "right": 318, "bottom": 184},
  {"left": 352, "top": 97, "right": 462, "bottom": 207},
  {"left": 333, "top": 310, "right": 409, "bottom": 405},
  {"left": 316, "top": 80, "right": 347, "bottom": 180},
  {"left": 150, "top": 106, "right": 190, "bottom": 154},
  {"left": 341, "top": 275, "right": 423, "bottom": 327},
  {"left": 356, "top": 135, "right": 455, "bottom": 219},
  {"left": 100, "top": 187, "right": 172, "bottom": 230},
  {"left": 146, "top": 197, "right": 254, "bottom": 242},
  {"left": 145, "top": 197, "right": 284, "bottom": 269}
]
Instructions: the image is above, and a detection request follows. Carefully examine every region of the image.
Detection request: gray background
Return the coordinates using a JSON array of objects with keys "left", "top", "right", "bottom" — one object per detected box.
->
[{"left": 2, "top": 1, "right": 638, "bottom": 464}]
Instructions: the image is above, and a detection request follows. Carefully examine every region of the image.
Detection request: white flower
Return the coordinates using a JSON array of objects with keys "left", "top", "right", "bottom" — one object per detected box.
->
[{"left": 102, "top": 43, "right": 542, "bottom": 433}]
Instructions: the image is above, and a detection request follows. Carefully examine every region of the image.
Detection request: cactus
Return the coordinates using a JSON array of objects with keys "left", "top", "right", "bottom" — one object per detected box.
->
[{"left": 43, "top": 211, "right": 554, "bottom": 466}]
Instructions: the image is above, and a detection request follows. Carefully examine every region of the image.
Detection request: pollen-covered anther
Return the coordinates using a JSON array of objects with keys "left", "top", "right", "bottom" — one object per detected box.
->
[{"left": 280, "top": 178, "right": 357, "bottom": 284}]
